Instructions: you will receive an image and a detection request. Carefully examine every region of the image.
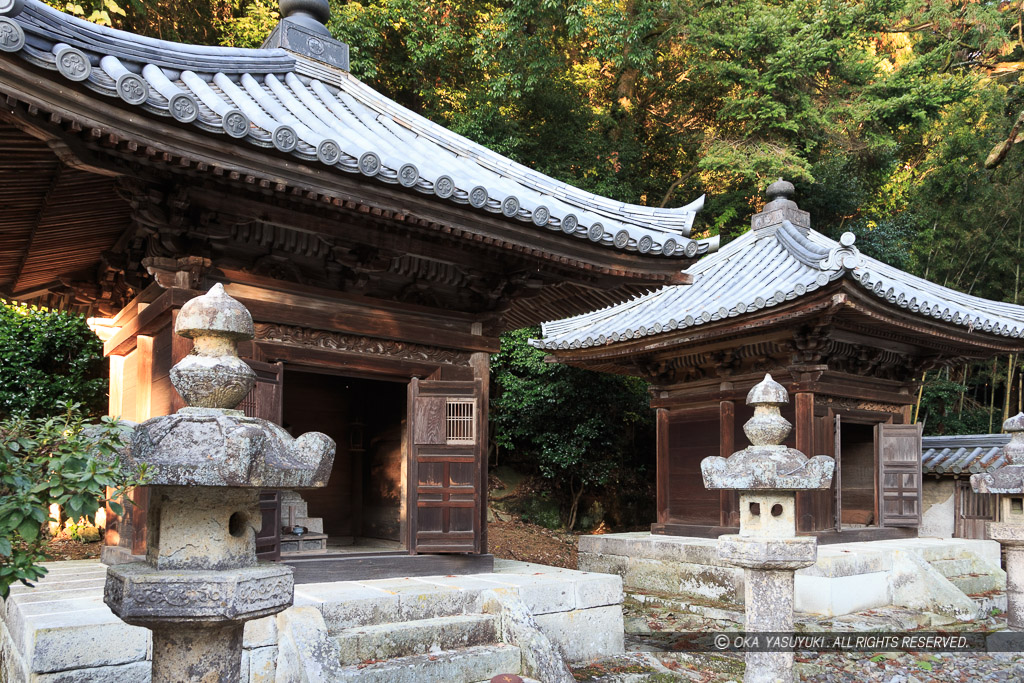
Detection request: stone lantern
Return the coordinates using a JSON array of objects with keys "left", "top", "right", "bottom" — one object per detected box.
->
[
  {"left": 701, "top": 374, "right": 834, "bottom": 683},
  {"left": 103, "top": 284, "right": 335, "bottom": 682},
  {"left": 972, "top": 412, "right": 1024, "bottom": 629}
]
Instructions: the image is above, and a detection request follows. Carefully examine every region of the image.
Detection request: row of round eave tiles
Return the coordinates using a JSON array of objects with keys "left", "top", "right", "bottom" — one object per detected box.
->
[
  {"left": 0, "top": 26, "right": 698, "bottom": 258},
  {"left": 547, "top": 271, "right": 840, "bottom": 349},
  {"left": 856, "top": 270, "right": 1022, "bottom": 337}
]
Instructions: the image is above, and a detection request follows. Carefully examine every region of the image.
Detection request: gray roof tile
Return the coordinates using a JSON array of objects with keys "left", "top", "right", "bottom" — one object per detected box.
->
[
  {"left": 1, "top": 0, "right": 715, "bottom": 259},
  {"left": 922, "top": 434, "right": 1010, "bottom": 474},
  {"left": 535, "top": 220, "right": 1024, "bottom": 349}
]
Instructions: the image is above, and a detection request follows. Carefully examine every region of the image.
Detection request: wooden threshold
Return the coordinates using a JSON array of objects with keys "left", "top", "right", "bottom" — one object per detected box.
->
[{"left": 284, "top": 552, "right": 495, "bottom": 584}]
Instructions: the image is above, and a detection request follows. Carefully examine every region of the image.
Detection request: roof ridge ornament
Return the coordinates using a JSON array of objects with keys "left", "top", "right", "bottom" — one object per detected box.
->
[
  {"left": 263, "top": 0, "right": 349, "bottom": 70},
  {"left": 751, "top": 178, "right": 811, "bottom": 238},
  {"left": 819, "top": 231, "right": 863, "bottom": 271}
]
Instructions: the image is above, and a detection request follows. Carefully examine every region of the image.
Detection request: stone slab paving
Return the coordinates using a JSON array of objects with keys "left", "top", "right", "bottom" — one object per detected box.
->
[
  {"left": 564, "top": 585, "right": 1024, "bottom": 681},
  {"left": 0, "top": 557, "right": 622, "bottom": 682}
]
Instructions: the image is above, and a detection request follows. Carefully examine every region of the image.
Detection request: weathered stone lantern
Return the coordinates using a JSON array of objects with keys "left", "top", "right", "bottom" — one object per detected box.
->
[
  {"left": 701, "top": 374, "right": 835, "bottom": 683},
  {"left": 972, "top": 412, "right": 1024, "bottom": 629},
  {"left": 103, "top": 284, "right": 335, "bottom": 682}
]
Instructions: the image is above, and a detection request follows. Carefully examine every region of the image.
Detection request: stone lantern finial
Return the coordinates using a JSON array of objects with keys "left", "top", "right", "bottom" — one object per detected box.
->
[
  {"left": 701, "top": 374, "right": 834, "bottom": 491},
  {"left": 1003, "top": 412, "right": 1024, "bottom": 466},
  {"left": 169, "top": 282, "right": 256, "bottom": 410},
  {"left": 743, "top": 373, "right": 791, "bottom": 447}
]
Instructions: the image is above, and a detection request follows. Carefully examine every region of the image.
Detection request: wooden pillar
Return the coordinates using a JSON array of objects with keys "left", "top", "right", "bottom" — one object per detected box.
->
[
  {"left": 656, "top": 408, "right": 669, "bottom": 524},
  {"left": 108, "top": 355, "right": 125, "bottom": 419},
  {"left": 470, "top": 350, "right": 490, "bottom": 554},
  {"left": 720, "top": 400, "right": 739, "bottom": 527},
  {"left": 169, "top": 309, "right": 193, "bottom": 412},
  {"left": 794, "top": 391, "right": 815, "bottom": 533},
  {"left": 794, "top": 392, "right": 814, "bottom": 455}
]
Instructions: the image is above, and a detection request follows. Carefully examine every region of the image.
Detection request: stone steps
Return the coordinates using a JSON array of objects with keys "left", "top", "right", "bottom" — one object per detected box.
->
[
  {"left": 336, "top": 613, "right": 498, "bottom": 665},
  {"left": 927, "top": 556, "right": 1005, "bottom": 597},
  {"left": 334, "top": 644, "right": 522, "bottom": 683}
]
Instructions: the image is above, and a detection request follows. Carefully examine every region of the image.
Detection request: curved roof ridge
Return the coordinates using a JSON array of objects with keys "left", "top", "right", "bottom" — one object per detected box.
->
[
  {"left": 1, "top": 0, "right": 719, "bottom": 262},
  {"left": 20, "top": 1, "right": 295, "bottom": 71},
  {"left": 775, "top": 220, "right": 830, "bottom": 268}
]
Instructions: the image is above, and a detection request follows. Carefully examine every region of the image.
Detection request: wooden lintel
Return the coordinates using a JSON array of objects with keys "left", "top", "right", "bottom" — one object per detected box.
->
[{"left": 226, "top": 284, "right": 499, "bottom": 354}]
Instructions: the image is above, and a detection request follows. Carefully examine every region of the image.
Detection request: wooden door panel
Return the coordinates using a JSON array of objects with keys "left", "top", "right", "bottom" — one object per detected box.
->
[
  {"left": 408, "top": 377, "right": 483, "bottom": 554},
  {"left": 877, "top": 423, "right": 922, "bottom": 528},
  {"left": 241, "top": 360, "right": 284, "bottom": 560}
]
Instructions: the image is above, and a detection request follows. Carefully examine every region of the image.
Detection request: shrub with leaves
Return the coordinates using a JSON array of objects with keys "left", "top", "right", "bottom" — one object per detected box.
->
[
  {"left": 490, "top": 328, "right": 654, "bottom": 530},
  {"left": 0, "top": 300, "right": 107, "bottom": 419},
  {"left": 0, "top": 403, "right": 145, "bottom": 598}
]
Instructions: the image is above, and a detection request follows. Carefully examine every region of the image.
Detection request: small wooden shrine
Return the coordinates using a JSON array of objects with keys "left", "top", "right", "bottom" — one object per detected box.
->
[
  {"left": 0, "top": 0, "right": 716, "bottom": 578},
  {"left": 536, "top": 180, "right": 1024, "bottom": 541}
]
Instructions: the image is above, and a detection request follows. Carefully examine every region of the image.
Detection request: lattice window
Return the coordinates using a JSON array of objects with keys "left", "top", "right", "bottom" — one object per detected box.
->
[{"left": 446, "top": 398, "right": 476, "bottom": 444}]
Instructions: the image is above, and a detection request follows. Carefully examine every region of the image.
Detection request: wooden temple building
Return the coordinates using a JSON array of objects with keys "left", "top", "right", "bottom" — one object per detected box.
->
[
  {"left": 0, "top": 0, "right": 717, "bottom": 578},
  {"left": 536, "top": 180, "right": 1024, "bottom": 542}
]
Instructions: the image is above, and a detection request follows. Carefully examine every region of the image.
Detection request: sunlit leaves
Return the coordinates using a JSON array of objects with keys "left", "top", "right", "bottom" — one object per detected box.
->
[{"left": 0, "top": 405, "right": 146, "bottom": 597}]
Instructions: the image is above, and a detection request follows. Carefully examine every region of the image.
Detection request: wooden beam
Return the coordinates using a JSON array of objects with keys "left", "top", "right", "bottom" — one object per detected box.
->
[{"left": 227, "top": 283, "right": 498, "bottom": 353}]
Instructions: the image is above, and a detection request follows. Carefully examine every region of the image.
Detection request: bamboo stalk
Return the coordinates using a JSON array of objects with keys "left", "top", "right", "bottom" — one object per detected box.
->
[
  {"left": 914, "top": 371, "right": 927, "bottom": 424},
  {"left": 957, "top": 363, "right": 969, "bottom": 417},
  {"left": 1004, "top": 354, "right": 1016, "bottom": 428},
  {"left": 989, "top": 357, "right": 999, "bottom": 433}
]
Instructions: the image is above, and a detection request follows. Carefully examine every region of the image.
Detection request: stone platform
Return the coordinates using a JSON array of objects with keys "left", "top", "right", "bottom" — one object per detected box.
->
[
  {"left": 581, "top": 533, "right": 1005, "bottom": 620},
  {"left": 0, "top": 559, "right": 622, "bottom": 682}
]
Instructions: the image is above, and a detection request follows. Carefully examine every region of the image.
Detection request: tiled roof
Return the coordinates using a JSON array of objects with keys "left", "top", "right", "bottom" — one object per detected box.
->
[
  {"left": 0, "top": 0, "right": 716, "bottom": 259},
  {"left": 534, "top": 219, "right": 1024, "bottom": 350},
  {"left": 921, "top": 434, "right": 1010, "bottom": 475}
]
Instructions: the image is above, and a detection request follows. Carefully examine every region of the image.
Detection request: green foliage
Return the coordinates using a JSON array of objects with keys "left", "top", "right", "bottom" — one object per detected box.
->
[
  {"left": 0, "top": 302, "right": 107, "bottom": 420},
  {"left": 0, "top": 404, "right": 145, "bottom": 598},
  {"left": 490, "top": 328, "right": 654, "bottom": 529},
  {"left": 918, "top": 376, "right": 992, "bottom": 436}
]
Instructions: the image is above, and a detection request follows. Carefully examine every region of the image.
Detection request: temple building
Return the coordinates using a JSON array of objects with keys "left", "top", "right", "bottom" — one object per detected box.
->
[
  {"left": 0, "top": 0, "right": 716, "bottom": 579},
  {"left": 536, "top": 180, "right": 1024, "bottom": 541}
]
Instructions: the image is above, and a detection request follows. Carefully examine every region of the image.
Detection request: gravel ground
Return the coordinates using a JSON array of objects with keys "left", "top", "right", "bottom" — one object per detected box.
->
[{"left": 569, "top": 592, "right": 1024, "bottom": 681}]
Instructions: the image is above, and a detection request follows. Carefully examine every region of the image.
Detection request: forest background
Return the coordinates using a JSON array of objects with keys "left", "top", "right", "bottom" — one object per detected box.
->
[{"left": 26, "top": 0, "right": 1024, "bottom": 529}]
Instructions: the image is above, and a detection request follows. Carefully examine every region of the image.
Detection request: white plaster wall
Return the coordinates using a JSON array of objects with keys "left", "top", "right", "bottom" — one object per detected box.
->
[{"left": 920, "top": 478, "right": 955, "bottom": 538}]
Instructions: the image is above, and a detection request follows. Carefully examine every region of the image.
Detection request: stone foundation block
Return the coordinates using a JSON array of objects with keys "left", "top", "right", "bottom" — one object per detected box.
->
[
  {"left": 573, "top": 573, "right": 622, "bottom": 610},
  {"left": 533, "top": 606, "right": 624, "bottom": 663},
  {"left": 30, "top": 660, "right": 152, "bottom": 682},
  {"left": 243, "top": 615, "right": 277, "bottom": 648},
  {"left": 624, "top": 557, "right": 743, "bottom": 603},
  {"left": 577, "top": 552, "right": 628, "bottom": 577}
]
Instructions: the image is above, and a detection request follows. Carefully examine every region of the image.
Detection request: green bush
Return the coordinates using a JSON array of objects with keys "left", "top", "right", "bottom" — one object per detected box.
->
[
  {"left": 0, "top": 301, "right": 107, "bottom": 419},
  {"left": 490, "top": 328, "right": 655, "bottom": 530},
  {"left": 0, "top": 404, "right": 145, "bottom": 597}
]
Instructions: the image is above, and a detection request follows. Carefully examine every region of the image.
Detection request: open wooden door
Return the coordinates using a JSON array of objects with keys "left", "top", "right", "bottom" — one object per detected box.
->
[
  {"left": 876, "top": 423, "right": 923, "bottom": 528},
  {"left": 238, "top": 360, "right": 284, "bottom": 561},
  {"left": 408, "top": 377, "right": 484, "bottom": 554}
]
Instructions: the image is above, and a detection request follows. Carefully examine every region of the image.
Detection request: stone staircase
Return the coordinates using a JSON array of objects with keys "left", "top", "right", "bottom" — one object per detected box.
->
[
  {"left": 330, "top": 609, "right": 524, "bottom": 681},
  {"left": 923, "top": 546, "right": 1006, "bottom": 615}
]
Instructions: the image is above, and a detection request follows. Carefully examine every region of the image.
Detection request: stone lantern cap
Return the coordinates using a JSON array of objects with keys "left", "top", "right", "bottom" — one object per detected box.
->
[
  {"left": 972, "top": 411, "right": 1024, "bottom": 495},
  {"left": 701, "top": 373, "right": 834, "bottom": 490},
  {"left": 123, "top": 284, "right": 335, "bottom": 488}
]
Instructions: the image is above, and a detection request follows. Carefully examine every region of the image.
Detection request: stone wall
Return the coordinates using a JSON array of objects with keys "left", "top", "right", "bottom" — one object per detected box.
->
[{"left": 921, "top": 478, "right": 956, "bottom": 539}]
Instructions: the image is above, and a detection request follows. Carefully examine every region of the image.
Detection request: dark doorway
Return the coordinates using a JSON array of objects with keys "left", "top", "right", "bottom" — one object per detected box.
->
[
  {"left": 282, "top": 370, "right": 408, "bottom": 550},
  {"left": 839, "top": 422, "right": 877, "bottom": 527}
]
